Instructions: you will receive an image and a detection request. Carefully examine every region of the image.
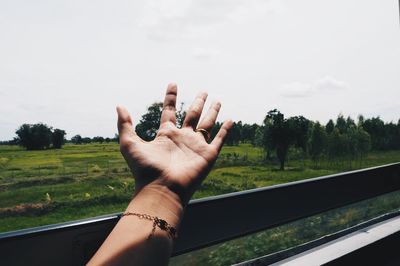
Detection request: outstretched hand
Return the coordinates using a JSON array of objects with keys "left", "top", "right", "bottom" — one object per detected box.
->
[{"left": 117, "top": 84, "right": 232, "bottom": 206}]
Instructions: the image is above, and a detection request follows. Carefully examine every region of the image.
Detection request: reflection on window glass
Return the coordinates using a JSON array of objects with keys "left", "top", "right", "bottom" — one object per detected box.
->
[
  {"left": 171, "top": 190, "right": 400, "bottom": 266},
  {"left": 0, "top": 0, "right": 399, "bottom": 233}
]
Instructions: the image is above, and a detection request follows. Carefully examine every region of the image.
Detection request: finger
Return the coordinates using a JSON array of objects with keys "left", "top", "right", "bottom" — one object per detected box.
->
[
  {"left": 160, "top": 83, "right": 178, "bottom": 126},
  {"left": 116, "top": 106, "right": 141, "bottom": 144},
  {"left": 183, "top": 92, "right": 208, "bottom": 129},
  {"left": 197, "top": 101, "right": 221, "bottom": 133},
  {"left": 211, "top": 120, "right": 233, "bottom": 152}
]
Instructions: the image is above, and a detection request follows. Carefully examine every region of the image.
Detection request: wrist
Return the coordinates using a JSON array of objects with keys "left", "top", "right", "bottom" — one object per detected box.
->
[{"left": 127, "top": 183, "right": 184, "bottom": 230}]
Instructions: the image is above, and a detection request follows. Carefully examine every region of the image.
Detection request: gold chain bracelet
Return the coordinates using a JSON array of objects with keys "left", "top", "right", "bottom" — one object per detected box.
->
[{"left": 120, "top": 212, "right": 178, "bottom": 240}]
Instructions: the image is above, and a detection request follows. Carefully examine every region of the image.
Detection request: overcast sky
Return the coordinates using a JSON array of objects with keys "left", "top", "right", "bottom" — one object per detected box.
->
[{"left": 0, "top": 0, "right": 399, "bottom": 140}]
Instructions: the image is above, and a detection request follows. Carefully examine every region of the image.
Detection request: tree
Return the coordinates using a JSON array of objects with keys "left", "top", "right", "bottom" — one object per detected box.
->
[
  {"left": 253, "top": 125, "right": 264, "bottom": 147},
  {"left": 309, "top": 122, "right": 327, "bottom": 162},
  {"left": 327, "top": 128, "right": 349, "bottom": 159},
  {"left": 225, "top": 122, "right": 241, "bottom": 146},
  {"left": 52, "top": 129, "right": 66, "bottom": 149},
  {"left": 135, "top": 102, "right": 190, "bottom": 141},
  {"left": 15, "top": 123, "right": 52, "bottom": 150},
  {"left": 288, "top": 116, "right": 310, "bottom": 154},
  {"left": 357, "top": 114, "right": 365, "bottom": 127},
  {"left": 92, "top": 136, "right": 105, "bottom": 143},
  {"left": 326, "top": 119, "right": 335, "bottom": 134},
  {"left": 176, "top": 102, "right": 186, "bottom": 129},
  {"left": 346, "top": 116, "right": 356, "bottom": 130},
  {"left": 135, "top": 102, "right": 163, "bottom": 141},
  {"left": 261, "top": 116, "right": 274, "bottom": 159},
  {"left": 81, "top": 137, "right": 92, "bottom": 144},
  {"left": 384, "top": 122, "right": 400, "bottom": 150},
  {"left": 241, "top": 123, "right": 258, "bottom": 143},
  {"left": 71, "top": 134, "right": 83, "bottom": 144},
  {"left": 336, "top": 114, "right": 347, "bottom": 134},
  {"left": 264, "top": 109, "right": 296, "bottom": 170},
  {"left": 361, "top": 117, "right": 385, "bottom": 150},
  {"left": 356, "top": 127, "right": 371, "bottom": 159}
]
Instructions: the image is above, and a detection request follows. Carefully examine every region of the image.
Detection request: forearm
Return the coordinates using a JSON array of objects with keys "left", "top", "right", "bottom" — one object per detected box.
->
[{"left": 87, "top": 184, "right": 184, "bottom": 266}]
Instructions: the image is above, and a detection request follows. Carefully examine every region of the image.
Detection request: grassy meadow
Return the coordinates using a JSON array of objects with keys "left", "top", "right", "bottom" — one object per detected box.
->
[
  {"left": 1, "top": 143, "right": 400, "bottom": 264},
  {"left": 0, "top": 143, "right": 399, "bottom": 232}
]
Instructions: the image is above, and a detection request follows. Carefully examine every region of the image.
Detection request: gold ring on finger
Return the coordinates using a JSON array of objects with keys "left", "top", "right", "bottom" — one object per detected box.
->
[{"left": 195, "top": 128, "right": 211, "bottom": 142}]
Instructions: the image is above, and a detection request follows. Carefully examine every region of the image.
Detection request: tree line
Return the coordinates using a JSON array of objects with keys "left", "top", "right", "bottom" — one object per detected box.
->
[
  {"left": 69, "top": 134, "right": 119, "bottom": 144},
  {"left": 214, "top": 111, "right": 399, "bottom": 170},
  {"left": 3, "top": 102, "right": 399, "bottom": 171},
  {"left": 130, "top": 102, "right": 400, "bottom": 171},
  {"left": 0, "top": 124, "right": 119, "bottom": 150}
]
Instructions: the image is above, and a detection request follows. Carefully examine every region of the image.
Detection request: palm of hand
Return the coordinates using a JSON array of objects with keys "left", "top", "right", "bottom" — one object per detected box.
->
[
  {"left": 117, "top": 84, "right": 232, "bottom": 204},
  {"left": 123, "top": 126, "right": 217, "bottom": 196}
]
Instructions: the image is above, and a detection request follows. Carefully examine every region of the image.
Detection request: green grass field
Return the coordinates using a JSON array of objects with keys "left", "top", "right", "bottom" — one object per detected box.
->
[
  {"left": 1, "top": 143, "right": 400, "bottom": 264},
  {"left": 0, "top": 143, "right": 399, "bottom": 233}
]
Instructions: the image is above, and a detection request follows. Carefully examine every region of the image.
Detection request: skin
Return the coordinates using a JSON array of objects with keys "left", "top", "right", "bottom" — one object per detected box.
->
[{"left": 88, "top": 84, "right": 233, "bottom": 266}]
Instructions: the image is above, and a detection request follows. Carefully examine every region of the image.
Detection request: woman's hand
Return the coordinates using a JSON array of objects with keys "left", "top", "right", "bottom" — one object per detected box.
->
[
  {"left": 89, "top": 84, "right": 232, "bottom": 266},
  {"left": 117, "top": 83, "right": 232, "bottom": 207}
]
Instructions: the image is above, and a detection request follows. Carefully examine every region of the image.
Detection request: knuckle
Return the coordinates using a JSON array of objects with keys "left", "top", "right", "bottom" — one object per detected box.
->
[
  {"left": 119, "top": 138, "right": 133, "bottom": 153},
  {"left": 119, "top": 143, "right": 129, "bottom": 154},
  {"left": 163, "top": 105, "right": 176, "bottom": 112},
  {"left": 157, "top": 124, "right": 177, "bottom": 137},
  {"left": 191, "top": 107, "right": 202, "bottom": 116}
]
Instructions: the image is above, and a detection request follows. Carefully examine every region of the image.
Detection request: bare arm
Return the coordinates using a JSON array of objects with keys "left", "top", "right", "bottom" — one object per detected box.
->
[{"left": 88, "top": 84, "right": 232, "bottom": 266}]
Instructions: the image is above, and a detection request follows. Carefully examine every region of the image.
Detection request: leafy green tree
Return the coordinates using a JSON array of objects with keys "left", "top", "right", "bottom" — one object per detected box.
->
[
  {"left": 326, "top": 119, "right": 335, "bottom": 134},
  {"left": 81, "top": 137, "right": 92, "bottom": 144},
  {"left": 309, "top": 122, "right": 327, "bottom": 162},
  {"left": 264, "top": 109, "right": 296, "bottom": 170},
  {"left": 327, "top": 128, "right": 347, "bottom": 159},
  {"left": 361, "top": 117, "right": 385, "bottom": 150},
  {"left": 346, "top": 116, "right": 356, "bottom": 130},
  {"left": 92, "top": 136, "right": 105, "bottom": 143},
  {"left": 176, "top": 102, "right": 186, "bottom": 129},
  {"left": 134, "top": 101, "right": 191, "bottom": 141},
  {"left": 336, "top": 114, "right": 347, "bottom": 134},
  {"left": 261, "top": 116, "right": 274, "bottom": 159},
  {"left": 15, "top": 123, "right": 52, "bottom": 150},
  {"left": 357, "top": 114, "right": 365, "bottom": 127},
  {"left": 52, "top": 129, "right": 66, "bottom": 149},
  {"left": 71, "top": 134, "right": 83, "bottom": 144},
  {"left": 135, "top": 102, "right": 163, "bottom": 141},
  {"left": 346, "top": 125, "right": 359, "bottom": 160},
  {"left": 253, "top": 125, "right": 264, "bottom": 147},
  {"left": 356, "top": 127, "right": 371, "bottom": 159},
  {"left": 384, "top": 122, "right": 400, "bottom": 150},
  {"left": 288, "top": 116, "right": 310, "bottom": 154},
  {"left": 225, "top": 122, "right": 241, "bottom": 146},
  {"left": 241, "top": 123, "right": 258, "bottom": 143}
]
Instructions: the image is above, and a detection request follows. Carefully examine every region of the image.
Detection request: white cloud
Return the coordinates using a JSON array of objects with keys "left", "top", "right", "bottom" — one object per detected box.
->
[
  {"left": 314, "top": 76, "right": 349, "bottom": 92},
  {"left": 281, "top": 76, "right": 349, "bottom": 98}
]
